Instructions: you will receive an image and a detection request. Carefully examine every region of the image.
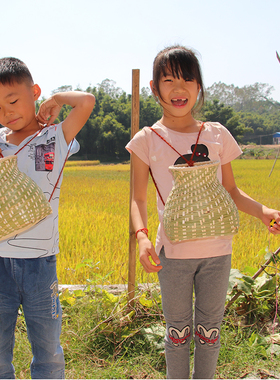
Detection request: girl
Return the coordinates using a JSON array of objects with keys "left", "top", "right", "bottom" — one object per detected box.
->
[{"left": 126, "top": 45, "right": 280, "bottom": 379}]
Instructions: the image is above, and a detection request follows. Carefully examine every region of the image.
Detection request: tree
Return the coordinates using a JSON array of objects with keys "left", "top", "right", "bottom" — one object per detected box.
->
[
  {"left": 96, "top": 114, "right": 130, "bottom": 156},
  {"left": 199, "top": 100, "right": 249, "bottom": 142},
  {"left": 45, "top": 78, "right": 280, "bottom": 161},
  {"left": 139, "top": 94, "right": 162, "bottom": 128},
  {"left": 206, "top": 82, "right": 279, "bottom": 113},
  {"left": 97, "top": 79, "right": 124, "bottom": 99},
  {"left": 51, "top": 85, "right": 73, "bottom": 94}
]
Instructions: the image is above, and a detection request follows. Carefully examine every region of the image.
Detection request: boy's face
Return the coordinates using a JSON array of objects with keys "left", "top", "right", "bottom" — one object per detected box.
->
[{"left": 0, "top": 81, "right": 41, "bottom": 132}]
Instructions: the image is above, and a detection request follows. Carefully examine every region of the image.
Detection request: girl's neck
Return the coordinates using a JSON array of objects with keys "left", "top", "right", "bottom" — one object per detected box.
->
[{"left": 160, "top": 114, "right": 200, "bottom": 133}]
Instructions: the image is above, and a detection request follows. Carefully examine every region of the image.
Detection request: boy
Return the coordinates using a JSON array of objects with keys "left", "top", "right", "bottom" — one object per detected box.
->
[{"left": 0, "top": 57, "right": 95, "bottom": 379}]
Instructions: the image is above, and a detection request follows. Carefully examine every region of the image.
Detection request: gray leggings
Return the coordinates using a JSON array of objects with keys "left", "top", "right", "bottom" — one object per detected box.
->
[{"left": 158, "top": 247, "right": 231, "bottom": 379}]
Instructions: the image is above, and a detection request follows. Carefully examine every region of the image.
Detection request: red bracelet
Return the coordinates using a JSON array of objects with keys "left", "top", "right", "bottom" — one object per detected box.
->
[{"left": 135, "top": 228, "right": 148, "bottom": 239}]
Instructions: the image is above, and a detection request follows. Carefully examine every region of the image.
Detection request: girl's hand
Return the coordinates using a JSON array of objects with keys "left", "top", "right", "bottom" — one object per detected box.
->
[
  {"left": 36, "top": 96, "right": 62, "bottom": 127},
  {"left": 262, "top": 206, "right": 280, "bottom": 234},
  {"left": 138, "top": 236, "right": 162, "bottom": 273}
]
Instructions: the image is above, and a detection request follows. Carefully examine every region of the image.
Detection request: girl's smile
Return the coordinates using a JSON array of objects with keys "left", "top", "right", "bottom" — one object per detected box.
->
[
  {"left": 151, "top": 73, "right": 201, "bottom": 131},
  {"left": 171, "top": 98, "right": 188, "bottom": 107}
]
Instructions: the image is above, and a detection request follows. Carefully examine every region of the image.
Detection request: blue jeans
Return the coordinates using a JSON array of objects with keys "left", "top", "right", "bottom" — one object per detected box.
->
[
  {"left": 158, "top": 248, "right": 231, "bottom": 379},
  {"left": 0, "top": 256, "right": 65, "bottom": 379}
]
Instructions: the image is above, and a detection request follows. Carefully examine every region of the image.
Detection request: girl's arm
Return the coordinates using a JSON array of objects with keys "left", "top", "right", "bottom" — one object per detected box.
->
[
  {"left": 131, "top": 152, "right": 162, "bottom": 273},
  {"left": 37, "top": 91, "right": 95, "bottom": 145},
  {"left": 222, "top": 162, "right": 280, "bottom": 233}
]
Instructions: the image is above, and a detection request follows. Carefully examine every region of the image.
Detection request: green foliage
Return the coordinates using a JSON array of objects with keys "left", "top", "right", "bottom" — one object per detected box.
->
[
  {"left": 205, "top": 82, "right": 280, "bottom": 145},
  {"left": 227, "top": 256, "right": 280, "bottom": 326},
  {"left": 42, "top": 79, "right": 280, "bottom": 161},
  {"left": 206, "top": 81, "right": 279, "bottom": 113},
  {"left": 60, "top": 283, "right": 166, "bottom": 375},
  {"left": 199, "top": 99, "right": 247, "bottom": 142},
  {"left": 13, "top": 258, "right": 280, "bottom": 379}
]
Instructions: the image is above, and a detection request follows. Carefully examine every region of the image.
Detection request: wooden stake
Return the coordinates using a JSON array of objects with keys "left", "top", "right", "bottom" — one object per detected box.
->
[{"left": 128, "top": 69, "right": 140, "bottom": 307}]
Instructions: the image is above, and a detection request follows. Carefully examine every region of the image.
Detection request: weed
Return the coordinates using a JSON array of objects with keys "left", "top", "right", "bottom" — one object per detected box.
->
[{"left": 13, "top": 282, "right": 280, "bottom": 379}]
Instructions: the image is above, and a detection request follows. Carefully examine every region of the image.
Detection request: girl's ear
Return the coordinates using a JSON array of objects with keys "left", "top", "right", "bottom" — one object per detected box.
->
[
  {"left": 150, "top": 80, "right": 157, "bottom": 96},
  {"left": 33, "top": 84, "right": 41, "bottom": 101}
]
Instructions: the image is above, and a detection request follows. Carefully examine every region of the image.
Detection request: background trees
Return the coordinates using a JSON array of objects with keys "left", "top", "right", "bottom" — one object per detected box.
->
[{"left": 51, "top": 80, "right": 280, "bottom": 160}]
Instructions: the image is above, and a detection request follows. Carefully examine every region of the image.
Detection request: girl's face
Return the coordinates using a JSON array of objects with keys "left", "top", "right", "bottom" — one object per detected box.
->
[{"left": 151, "top": 70, "right": 201, "bottom": 120}]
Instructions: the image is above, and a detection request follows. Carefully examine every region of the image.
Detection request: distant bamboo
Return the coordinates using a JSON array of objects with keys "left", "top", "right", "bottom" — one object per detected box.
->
[{"left": 277, "top": 51, "right": 280, "bottom": 64}]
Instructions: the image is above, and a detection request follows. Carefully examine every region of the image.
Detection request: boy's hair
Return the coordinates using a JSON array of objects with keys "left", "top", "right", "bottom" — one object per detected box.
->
[
  {"left": 0, "top": 57, "right": 34, "bottom": 86},
  {"left": 152, "top": 45, "right": 205, "bottom": 112}
]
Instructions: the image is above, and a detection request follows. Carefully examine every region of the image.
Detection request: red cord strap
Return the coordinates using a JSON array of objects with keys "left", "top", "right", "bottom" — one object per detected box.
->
[
  {"left": 149, "top": 122, "right": 205, "bottom": 206},
  {"left": 1, "top": 128, "right": 42, "bottom": 158},
  {"left": 1, "top": 126, "right": 73, "bottom": 203},
  {"left": 48, "top": 139, "right": 73, "bottom": 202},
  {"left": 149, "top": 122, "right": 204, "bottom": 167},
  {"left": 14, "top": 129, "right": 42, "bottom": 155}
]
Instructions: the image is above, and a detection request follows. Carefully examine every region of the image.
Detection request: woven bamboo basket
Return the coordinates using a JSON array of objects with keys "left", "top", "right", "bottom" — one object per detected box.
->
[
  {"left": 0, "top": 155, "right": 52, "bottom": 241},
  {"left": 163, "top": 160, "right": 239, "bottom": 242}
]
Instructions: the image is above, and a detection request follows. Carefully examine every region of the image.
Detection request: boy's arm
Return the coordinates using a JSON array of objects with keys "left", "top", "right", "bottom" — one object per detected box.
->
[{"left": 37, "top": 91, "right": 95, "bottom": 145}]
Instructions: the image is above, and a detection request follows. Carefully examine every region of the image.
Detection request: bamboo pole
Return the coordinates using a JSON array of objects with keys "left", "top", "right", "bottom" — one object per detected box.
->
[
  {"left": 128, "top": 69, "right": 140, "bottom": 307},
  {"left": 269, "top": 147, "right": 280, "bottom": 177}
]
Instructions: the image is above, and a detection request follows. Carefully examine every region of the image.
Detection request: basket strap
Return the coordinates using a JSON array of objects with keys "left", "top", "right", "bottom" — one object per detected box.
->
[
  {"left": 5, "top": 126, "right": 73, "bottom": 203},
  {"left": 149, "top": 122, "right": 204, "bottom": 167},
  {"left": 149, "top": 122, "right": 205, "bottom": 206},
  {"left": 48, "top": 140, "right": 73, "bottom": 202},
  {"left": 149, "top": 167, "right": 166, "bottom": 206},
  {"left": 14, "top": 129, "right": 42, "bottom": 155}
]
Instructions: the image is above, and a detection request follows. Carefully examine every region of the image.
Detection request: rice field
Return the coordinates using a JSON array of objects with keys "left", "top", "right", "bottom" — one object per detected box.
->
[{"left": 57, "top": 159, "right": 280, "bottom": 285}]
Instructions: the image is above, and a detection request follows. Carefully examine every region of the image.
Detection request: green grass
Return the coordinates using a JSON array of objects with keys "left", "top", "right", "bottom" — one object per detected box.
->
[
  {"left": 12, "top": 158, "right": 280, "bottom": 378},
  {"left": 13, "top": 285, "right": 280, "bottom": 379}
]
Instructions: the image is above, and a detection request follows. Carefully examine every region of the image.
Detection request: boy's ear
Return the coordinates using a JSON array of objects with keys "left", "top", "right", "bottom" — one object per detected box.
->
[{"left": 32, "top": 84, "right": 41, "bottom": 101}]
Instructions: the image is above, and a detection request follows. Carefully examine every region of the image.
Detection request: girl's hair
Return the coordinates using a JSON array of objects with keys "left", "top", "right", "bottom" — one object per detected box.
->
[
  {"left": 0, "top": 57, "right": 34, "bottom": 86},
  {"left": 152, "top": 45, "right": 205, "bottom": 112}
]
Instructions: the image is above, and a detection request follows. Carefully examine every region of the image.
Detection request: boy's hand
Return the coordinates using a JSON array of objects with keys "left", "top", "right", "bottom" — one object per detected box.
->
[
  {"left": 36, "top": 96, "right": 62, "bottom": 127},
  {"left": 36, "top": 91, "right": 95, "bottom": 145},
  {"left": 138, "top": 235, "right": 162, "bottom": 273}
]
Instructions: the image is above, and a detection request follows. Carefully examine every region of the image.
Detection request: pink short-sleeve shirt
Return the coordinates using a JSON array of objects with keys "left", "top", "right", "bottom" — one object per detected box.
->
[{"left": 126, "top": 121, "right": 242, "bottom": 259}]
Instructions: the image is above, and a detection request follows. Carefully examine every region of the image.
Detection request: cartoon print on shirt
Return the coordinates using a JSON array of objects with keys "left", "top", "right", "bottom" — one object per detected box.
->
[{"left": 174, "top": 143, "right": 210, "bottom": 165}]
